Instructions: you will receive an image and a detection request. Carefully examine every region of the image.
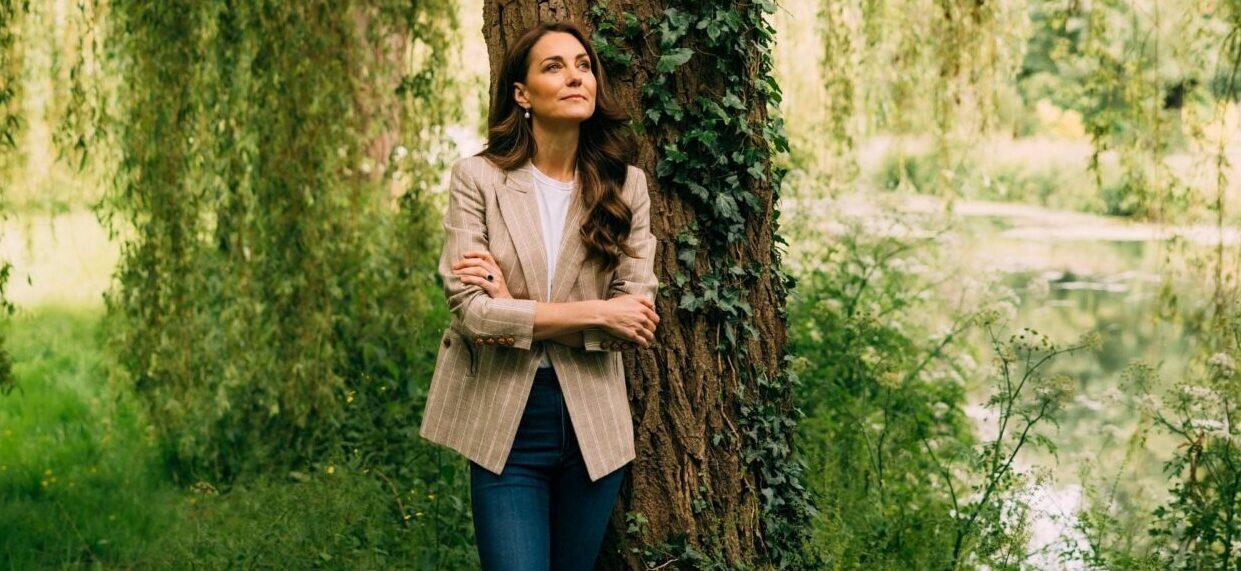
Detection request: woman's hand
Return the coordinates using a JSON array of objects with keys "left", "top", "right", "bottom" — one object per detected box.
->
[
  {"left": 597, "top": 294, "right": 659, "bottom": 347},
  {"left": 451, "top": 250, "right": 512, "bottom": 299}
]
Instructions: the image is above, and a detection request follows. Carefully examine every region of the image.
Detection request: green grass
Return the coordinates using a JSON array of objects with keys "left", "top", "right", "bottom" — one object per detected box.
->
[
  {"left": 0, "top": 305, "right": 181, "bottom": 568},
  {"left": 0, "top": 306, "right": 464, "bottom": 569}
]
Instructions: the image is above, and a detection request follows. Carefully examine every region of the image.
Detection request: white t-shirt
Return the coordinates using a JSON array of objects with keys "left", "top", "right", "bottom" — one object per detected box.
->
[{"left": 529, "top": 162, "right": 577, "bottom": 369}]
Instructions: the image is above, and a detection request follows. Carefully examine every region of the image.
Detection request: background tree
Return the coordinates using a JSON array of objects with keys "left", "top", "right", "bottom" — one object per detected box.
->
[
  {"left": 481, "top": 2, "right": 818, "bottom": 568},
  {"left": 92, "top": 0, "right": 461, "bottom": 489},
  {"left": 0, "top": 0, "right": 25, "bottom": 395}
]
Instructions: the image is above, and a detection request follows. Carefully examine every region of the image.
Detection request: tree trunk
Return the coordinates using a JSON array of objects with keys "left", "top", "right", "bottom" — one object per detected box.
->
[{"left": 481, "top": 2, "right": 807, "bottom": 568}]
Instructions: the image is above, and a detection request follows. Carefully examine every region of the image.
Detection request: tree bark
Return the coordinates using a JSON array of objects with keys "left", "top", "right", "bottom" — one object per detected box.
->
[{"left": 481, "top": 2, "right": 792, "bottom": 567}]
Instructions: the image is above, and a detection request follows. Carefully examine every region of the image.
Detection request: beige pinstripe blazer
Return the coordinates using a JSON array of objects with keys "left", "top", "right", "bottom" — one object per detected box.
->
[{"left": 418, "top": 155, "right": 659, "bottom": 483}]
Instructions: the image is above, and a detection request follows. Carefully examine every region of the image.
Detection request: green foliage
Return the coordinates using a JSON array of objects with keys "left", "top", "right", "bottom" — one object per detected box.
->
[
  {"left": 0, "top": 0, "right": 23, "bottom": 395},
  {"left": 1009, "top": 0, "right": 1228, "bottom": 219},
  {"left": 80, "top": 1, "right": 482, "bottom": 565},
  {"left": 1060, "top": 8, "right": 1241, "bottom": 568},
  {"left": 0, "top": 306, "right": 478, "bottom": 569},
  {"left": 823, "top": 0, "right": 1027, "bottom": 137},
  {"left": 814, "top": 0, "right": 1241, "bottom": 223},
  {"left": 810, "top": 0, "right": 1029, "bottom": 195},
  {"left": 1073, "top": 301, "right": 1241, "bottom": 569},
  {"left": 874, "top": 144, "right": 1106, "bottom": 213},
  {"left": 788, "top": 214, "right": 1098, "bottom": 569},
  {"left": 950, "top": 322, "right": 1097, "bottom": 568},
  {"left": 789, "top": 223, "right": 973, "bottom": 568},
  {"left": 0, "top": 0, "right": 22, "bottom": 149},
  {"left": 93, "top": 0, "right": 462, "bottom": 496}
]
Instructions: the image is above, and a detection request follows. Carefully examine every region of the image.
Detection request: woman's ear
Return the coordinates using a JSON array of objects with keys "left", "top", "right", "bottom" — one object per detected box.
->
[{"left": 513, "top": 83, "right": 529, "bottom": 110}]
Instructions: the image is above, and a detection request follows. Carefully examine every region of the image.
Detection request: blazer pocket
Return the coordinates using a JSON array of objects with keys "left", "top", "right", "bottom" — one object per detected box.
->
[{"left": 438, "top": 329, "right": 477, "bottom": 380}]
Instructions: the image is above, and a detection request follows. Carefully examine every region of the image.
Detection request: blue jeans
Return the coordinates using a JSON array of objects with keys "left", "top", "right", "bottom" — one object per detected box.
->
[{"left": 469, "top": 366, "right": 627, "bottom": 570}]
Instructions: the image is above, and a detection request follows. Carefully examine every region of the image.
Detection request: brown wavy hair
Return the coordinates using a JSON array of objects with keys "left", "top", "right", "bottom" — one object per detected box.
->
[{"left": 478, "top": 21, "right": 640, "bottom": 274}]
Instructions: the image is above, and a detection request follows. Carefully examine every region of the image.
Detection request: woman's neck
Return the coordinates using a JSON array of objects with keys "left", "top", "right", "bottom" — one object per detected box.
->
[{"left": 530, "top": 119, "right": 580, "bottom": 182}]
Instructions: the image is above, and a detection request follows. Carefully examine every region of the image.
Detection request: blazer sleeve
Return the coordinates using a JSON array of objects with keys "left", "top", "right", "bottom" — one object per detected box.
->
[
  {"left": 440, "top": 159, "right": 538, "bottom": 350},
  {"left": 582, "top": 167, "right": 660, "bottom": 352}
]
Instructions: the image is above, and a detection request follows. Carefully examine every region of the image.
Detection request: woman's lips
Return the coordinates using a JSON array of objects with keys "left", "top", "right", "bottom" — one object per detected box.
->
[{"left": 562, "top": 95, "right": 587, "bottom": 101}]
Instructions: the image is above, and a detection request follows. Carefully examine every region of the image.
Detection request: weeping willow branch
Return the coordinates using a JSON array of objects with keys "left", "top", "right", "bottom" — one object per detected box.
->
[
  {"left": 815, "top": 0, "right": 1029, "bottom": 194},
  {"left": 96, "top": 0, "right": 459, "bottom": 482},
  {"left": 0, "top": 0, "right": 26, "bottom": 395}
]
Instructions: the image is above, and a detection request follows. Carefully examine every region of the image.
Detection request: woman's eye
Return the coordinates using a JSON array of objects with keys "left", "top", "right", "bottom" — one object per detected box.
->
[
  {"left": 546, "top": 63, "right": 561, "bottom": 71},
  {"left": 578, "top": 61, "right": 591, "bottom": 70}
]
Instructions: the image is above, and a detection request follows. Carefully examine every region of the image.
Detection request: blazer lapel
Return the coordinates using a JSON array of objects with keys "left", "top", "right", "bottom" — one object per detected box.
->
[
  {"left": 496, "top": 161, "right": 549, "bottom": 302},
  {"left": 548, "top": 187, "right": 588, "bottom": 303},
  {"left": 496, "top": 158, "right": 591, "bottom": 304}
]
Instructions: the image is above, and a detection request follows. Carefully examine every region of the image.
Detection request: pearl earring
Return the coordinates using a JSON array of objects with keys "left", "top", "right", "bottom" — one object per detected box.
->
[{"left": 524, "top": 108, "right": 531, "bottom": 119}]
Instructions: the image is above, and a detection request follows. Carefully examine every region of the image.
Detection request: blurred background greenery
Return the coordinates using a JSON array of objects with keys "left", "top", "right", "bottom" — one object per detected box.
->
[{"left": 3, "top": 0, "right": 1241, "bottom": 568}]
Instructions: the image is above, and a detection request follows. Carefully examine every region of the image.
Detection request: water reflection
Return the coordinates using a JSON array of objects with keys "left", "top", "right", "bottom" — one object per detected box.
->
[{"left": 954, "top": 208, "right": 1215, "bottom": 562}]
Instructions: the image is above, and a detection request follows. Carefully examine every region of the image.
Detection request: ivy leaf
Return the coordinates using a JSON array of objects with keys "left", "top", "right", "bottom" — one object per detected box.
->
[
  {"left": 664, "top": 99, "right": 684, "bottom": 122},
  {"left": 714, "top": 193, "right": 740, "bottom": 220},
  {"left": 741, "top": 191, "right": 762, "bottom": 210},
  {"left": 748, "top": 163, "right": 766, "bottom": 181},
  {"left": 679, "top": 292, "right": 701, "bottom": 311},
  {"left": 703, "top": 99, "right": 728, "bottom": 120},
  {"left": 622, "top": 13, "right": 642, "bottom": 38},
  {"left": 659, "top": 8, "right": 693, "bottom": 45},
  {"left": 686, "top": 180, "right": 710, "bottom": 201},
  {"left": 657, "top": 47, "right": 694, "bottom": 73},
  {"left": 665, "top": 145, "right": 688, "bottom": 164},
  {"left": 691, "top": 128, "right": 718, "bottom": 148},
  {"left": 677, "top": 247, "right": 697, "bottom": 266}
]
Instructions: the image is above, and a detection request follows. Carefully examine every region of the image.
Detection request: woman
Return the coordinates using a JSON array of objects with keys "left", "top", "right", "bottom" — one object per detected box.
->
[{"left": 417, "top": 21, "right": 661, "bottom": 570}]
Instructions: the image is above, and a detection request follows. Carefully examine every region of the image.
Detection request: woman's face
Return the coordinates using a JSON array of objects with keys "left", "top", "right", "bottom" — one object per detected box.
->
[{"left": 513, "top": 31, "right": 597, "bottom": 125}]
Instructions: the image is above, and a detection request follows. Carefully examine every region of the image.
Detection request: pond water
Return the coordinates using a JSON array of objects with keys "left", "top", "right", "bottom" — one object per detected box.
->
[
  {"left": 789, "top": 190, "right": 1229, "bottom": 562},
  {"left": 949, "top": 199, "right": 1227, "bottom": 562}
]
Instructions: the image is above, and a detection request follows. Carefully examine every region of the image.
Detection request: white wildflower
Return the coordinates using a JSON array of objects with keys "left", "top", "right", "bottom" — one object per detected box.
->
[
  {"left": 1208, "top": 352, "right": 1236, "bottom": 378},
  {"left": 1190, "top": 418, "right": 1226, "bottom": 434},
  {"left": 1179, "top": 385, "right": 1215, "bottom": 401}
]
